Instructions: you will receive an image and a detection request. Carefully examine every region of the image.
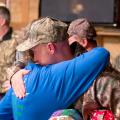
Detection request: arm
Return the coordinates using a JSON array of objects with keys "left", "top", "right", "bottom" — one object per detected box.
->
[
  {"left": 50, "top": 47, "right": 110, "bottom": 105},
  {"left": 7, "top": 51, "right": 32, "bottom": 98},
  {"left": 0, "top": 89, "right": 13, "bottom": 120},
  {"left": 11, "top": 69, "right": 30, "bottom": 98},
  {"left": 11, "top": 47, "right": 109, "bottom": 99}
]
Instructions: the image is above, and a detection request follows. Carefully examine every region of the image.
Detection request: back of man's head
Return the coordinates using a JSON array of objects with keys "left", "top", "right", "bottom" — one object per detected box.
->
[
  {"left": 68, "top": 18, "right": 96, "bottom": 42},
  {"left": 68, "top": 18, "right": 97, "bottom": 53},
  {"left": 0, "top": 6, "right": 10, "bottom": 25}
]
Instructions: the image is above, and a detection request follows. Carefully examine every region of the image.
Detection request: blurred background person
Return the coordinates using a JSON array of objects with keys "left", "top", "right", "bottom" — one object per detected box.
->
[
  {"left": 0, "top": 5, "right": 33, "bottom": 99},
  {"left": 67, "top": 18, "right": 120, "bottom": 120},
  {"left": 0, "top": 5, "right": 16, "bottom": 97}
]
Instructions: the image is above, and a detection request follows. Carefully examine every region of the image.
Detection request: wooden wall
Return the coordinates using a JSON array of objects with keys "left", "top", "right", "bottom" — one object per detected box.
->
[
  {"left": 96, "top": 28, "right": 120, "bottom": 67},
  {"left": 11, "top": 0, "right": 39, "bottom": 29},
  {"left": 6, "top": 0, "right": 39, "bottom": 29}
]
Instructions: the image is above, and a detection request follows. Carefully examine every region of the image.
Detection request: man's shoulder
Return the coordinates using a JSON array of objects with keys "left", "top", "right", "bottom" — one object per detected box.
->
[
  {"left": 91, "top": 47, "right": 109, "bottom": 54},
  {"left": 0, "top": 39, "right": 17, "bottom": 54},
  {"left": 0, "top": 31, "right": 17, "bottom": 46},
  {"left": 77, "top": 47, "right": 109, "bottom": 59},
  {"left": 25, "top": 62, "right": 42, "bottom": 71},
  {"left": 98, "top": 70, "right": 120, "bottom": 86}
]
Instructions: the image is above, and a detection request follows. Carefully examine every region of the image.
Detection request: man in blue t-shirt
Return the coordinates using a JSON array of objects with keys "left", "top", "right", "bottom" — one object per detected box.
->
[{"left": 0, "top": 17, "right": 110, "bottom": 120}]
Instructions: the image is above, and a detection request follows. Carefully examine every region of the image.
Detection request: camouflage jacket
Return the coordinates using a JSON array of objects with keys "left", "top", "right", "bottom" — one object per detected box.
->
[
  {"left": 0, "top": 28, "right": 33, "bottom": 93},
  {"left": 0, "top": 28, "right": 17, "bottom": 93},
  {"left": 74, "top": 66, "right": 120, "bottom": 120}
]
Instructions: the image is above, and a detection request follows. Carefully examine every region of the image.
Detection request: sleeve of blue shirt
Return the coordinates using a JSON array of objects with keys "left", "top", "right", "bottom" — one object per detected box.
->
[
  {"left": 0, "top": 89, "right": 13, "bottom": 120},
  {"left": 50, "top": 47, "right": 110, "bottom": 106}
]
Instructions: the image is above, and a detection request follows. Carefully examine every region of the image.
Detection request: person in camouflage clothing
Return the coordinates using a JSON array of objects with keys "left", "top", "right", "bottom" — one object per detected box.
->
[
  {"left": 0, "top": 6, "right": 33, "bottom": 98},
  {"left": 81, "top": 66, "right": 120, "bottom": 120},
  {"left": 67, "top": 18, "right": 120, "bottom": 120},
  {"left": 0, "top": 6, "right": 17, "bottom": 95}
]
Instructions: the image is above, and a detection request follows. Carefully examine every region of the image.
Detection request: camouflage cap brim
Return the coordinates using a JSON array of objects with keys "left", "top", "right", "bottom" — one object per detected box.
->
[{"left": 16, "top": 38, "right": 40, "bottom": 52}]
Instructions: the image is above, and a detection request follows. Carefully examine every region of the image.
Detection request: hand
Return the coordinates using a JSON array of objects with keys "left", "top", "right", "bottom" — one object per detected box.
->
[
  {"left": 11, "top": 69, "right": 30, "bottom": 99},
  {"left": 7, "top": 66, "right": 21, "bottom": 80}
]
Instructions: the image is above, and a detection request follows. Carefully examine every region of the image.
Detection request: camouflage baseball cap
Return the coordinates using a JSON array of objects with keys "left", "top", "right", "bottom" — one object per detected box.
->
[
  {"left": 67, "top": 18, "right": 96, "bottom": 44},
  {"left": 16, "top": 17, "right": 68, "bottom": 52}
]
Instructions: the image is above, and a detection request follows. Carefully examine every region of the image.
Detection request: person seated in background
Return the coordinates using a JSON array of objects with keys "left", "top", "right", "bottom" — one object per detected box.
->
[
  {"left": 0, "top": 5, "right": 15, "bottom": 96},
  {"left": 0, "top": 17, "right": 109, "bottom": 120},
  {"left": 0, "top": 5, "right": 33, "bottom": 99},
  {"left": 0, "top": 5, "right": 21, "bottom": 98},
  {"left": 67, "top": 18, "right": 120, "bottom": 120}
]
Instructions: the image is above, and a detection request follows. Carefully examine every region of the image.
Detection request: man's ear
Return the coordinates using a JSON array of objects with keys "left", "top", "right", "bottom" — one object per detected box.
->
[
  {"left": 47, "top": 42, "right": 55, "bottom": 54},
  {"left": 80, "top": 38, "right": 88, "bottom": 48},
  {"left": 0, "top": 16, "right": 6, "bottom": 26}
]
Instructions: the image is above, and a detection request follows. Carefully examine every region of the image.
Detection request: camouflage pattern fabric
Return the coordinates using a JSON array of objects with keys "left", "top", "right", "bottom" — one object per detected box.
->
[
  {"left": 0, "top": 34, "right": 17, "bottom": 93},
  {"left": 0, "top": 30, "right": 33, "bottom": 93},
  {"left": 74, "top": 66, "right": 120, "bottom": 120}
]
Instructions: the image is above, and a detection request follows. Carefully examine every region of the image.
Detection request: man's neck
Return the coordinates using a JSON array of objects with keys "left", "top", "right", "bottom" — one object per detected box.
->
[
  {"left": 0, "top": 25, "right": 9, "bottom": 39},
  {"left": 57, "top": 44, "right": 73, "bottom": 62},
  {"left": 86, "top": 43, "right": 97, "bottom": 51},
  {"left": 57, "top": 51, "right": 73, "bottom": 62}
]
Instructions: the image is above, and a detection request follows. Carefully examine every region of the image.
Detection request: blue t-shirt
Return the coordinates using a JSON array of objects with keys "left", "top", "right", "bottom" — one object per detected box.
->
[{"left": 0, "top": 47, "right": 109, "bottom": 120}]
